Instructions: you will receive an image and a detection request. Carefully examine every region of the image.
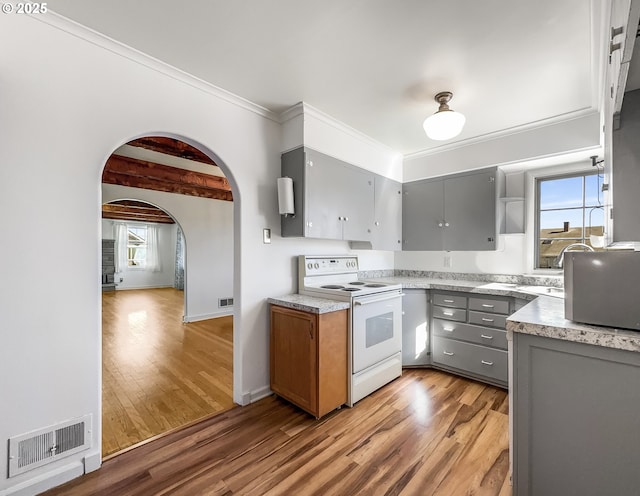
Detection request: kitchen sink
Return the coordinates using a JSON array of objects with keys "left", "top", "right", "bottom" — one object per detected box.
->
[{"left": 480, "top": 282, "right": 565, "bottom": 299}]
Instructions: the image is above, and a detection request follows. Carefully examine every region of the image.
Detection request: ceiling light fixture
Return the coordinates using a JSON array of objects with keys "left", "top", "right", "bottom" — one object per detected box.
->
[{"left": 423, "top": 91, "right": 466, "bottom": 141}]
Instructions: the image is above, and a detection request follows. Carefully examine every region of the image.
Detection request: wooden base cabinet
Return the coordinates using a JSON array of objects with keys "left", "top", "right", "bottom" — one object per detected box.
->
[{"left": 270, "top": 305, "right": 348, "bottom": 418}]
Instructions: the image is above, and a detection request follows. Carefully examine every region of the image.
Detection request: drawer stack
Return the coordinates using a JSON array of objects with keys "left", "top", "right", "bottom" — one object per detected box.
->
[{"left": 431, "top": 291, "right": 511, "bottom": 387}]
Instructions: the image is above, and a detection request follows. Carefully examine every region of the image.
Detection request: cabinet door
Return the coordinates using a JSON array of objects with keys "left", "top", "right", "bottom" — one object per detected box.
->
[
  {"left": 304, "top": 149, "right": 343, "bottom": 240},
  {"left": 513, "top": 333, "right": 640, "bottom": 495},
  {"left": 402, "top": 289, "right": 429, "bottom": 366},
  {"left": 270, "top": 306, "right": 317, "bottom": 414},
  {"left": 340, "top": 165, "right": 374, "bottom": 242},
  {"left": 444, "top": 170, "right": 496, "bottom": 251},
  {"left": 372, "top": 176, "right": 402, "bottom": 251},
  {"left": 402, "top": 179, "right": 444, "bottom": 250}
]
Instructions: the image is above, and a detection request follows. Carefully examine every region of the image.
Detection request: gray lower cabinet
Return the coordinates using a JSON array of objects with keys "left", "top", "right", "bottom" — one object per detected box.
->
[
  {"left": 401, "top": 289, "right": 430, "bottom": 366},
  {"left": 431, "top": 291, "right": 511, "bottom": 387},
  {"left": 402, "top": 167, "right": 497, "bottom": 251},
  {"left": 512, "top": 332, "right": 640, "bottom": 495},
  {"left": 281, "top": 146, "right": 374, "bottom": 242}
]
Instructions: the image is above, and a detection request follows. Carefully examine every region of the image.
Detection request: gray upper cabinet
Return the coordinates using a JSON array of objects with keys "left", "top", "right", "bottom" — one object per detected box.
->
[
  {"left": 372, "top": 176, "right": 402, "bottom": 251},
  {"left": 402, "top": 179, "right": 444, "bottom": 250},
  {"left": 402, "top": 168, "right": 497, "bottom": 251},
  {"left": 281, "top": 147, "right": 374, "bottom": 242}
]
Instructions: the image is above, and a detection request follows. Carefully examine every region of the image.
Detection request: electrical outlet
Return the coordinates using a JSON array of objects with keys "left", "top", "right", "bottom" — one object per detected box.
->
[{"left": 444, "top": 255, "right": 452, "bottom": 268}]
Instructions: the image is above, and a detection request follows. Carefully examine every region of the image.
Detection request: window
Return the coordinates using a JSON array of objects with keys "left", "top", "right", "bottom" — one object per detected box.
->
[
  {"left": 127, "top": 225, "right": 148, "bottom": 268},
  {"left": 536, "top": 172, "right": 604, "bottom": 269}
]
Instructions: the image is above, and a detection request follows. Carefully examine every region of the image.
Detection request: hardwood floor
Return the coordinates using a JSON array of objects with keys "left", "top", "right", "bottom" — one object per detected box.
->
[
  {"left": 46, "top": 369, "right": 510, "bottom": 495},
  {"left": 102, "top": 288, "right": 234, "bottom": 457}
]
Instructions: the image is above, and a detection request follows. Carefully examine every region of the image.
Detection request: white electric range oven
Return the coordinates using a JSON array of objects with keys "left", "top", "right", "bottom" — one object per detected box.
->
[{"left": 298, "top": 255, "right": 403, "bottom": 406}]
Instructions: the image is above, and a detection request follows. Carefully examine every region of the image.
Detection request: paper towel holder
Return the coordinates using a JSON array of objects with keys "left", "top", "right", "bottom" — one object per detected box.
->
[{"left": 277, "top": 176, "right": 295, "bottom": 217}]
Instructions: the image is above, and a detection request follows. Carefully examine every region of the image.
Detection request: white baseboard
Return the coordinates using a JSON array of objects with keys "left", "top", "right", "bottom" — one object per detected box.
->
[
  {"left": 241, "top": 385, "right": 272, "bottom": 405},
  {"left": 0, "top": 461, "right": 84, "bottom": 496},
  {"left": 115, "top": 284, "right": 174, "bottom": 291},
  {"left": 83, "top": 449, "right": 101, "bottom": 473},
  {"left": 183, "top": 310, "right": 233, "bottom": 322}
]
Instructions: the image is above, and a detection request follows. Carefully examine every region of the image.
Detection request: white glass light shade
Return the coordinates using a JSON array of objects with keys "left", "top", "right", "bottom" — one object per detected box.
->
[{"left": 423, "top": 110, "right": 466, "bottom": 141}]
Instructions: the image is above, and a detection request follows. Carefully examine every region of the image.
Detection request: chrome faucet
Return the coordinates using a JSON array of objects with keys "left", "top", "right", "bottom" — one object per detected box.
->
[{"left": 554, "top": 243, "right": 595, "bottom": 268}]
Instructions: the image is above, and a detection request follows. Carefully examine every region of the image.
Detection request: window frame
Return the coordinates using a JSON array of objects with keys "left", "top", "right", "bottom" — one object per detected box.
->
[
  {"left": 126, "top": 224, "right": 149, "bottom": 270},
  {"left": 534, "top": 170, "right": 603, "bottom": 270},
  {"left": 524, "top": 160, "right": 603, "bottom": 274}
]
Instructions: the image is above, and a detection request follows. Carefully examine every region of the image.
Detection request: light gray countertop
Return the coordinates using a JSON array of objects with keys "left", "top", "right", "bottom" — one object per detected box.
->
[
  {"left": 269, "top": 276, "right": 639, "bottom": 353},
  {"left": 506, "top": 295, "right": 640, "bottom": 353},
  {"left": 268, "top": 294, "right": 350, "bottom": 314}
]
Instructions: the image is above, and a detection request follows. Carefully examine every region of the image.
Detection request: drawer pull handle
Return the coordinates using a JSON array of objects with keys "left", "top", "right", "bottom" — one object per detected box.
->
[
  {"left": 443, "top": 311, "right": 454, "bottom": 316},
  {"left": 481, "top": 318, "right": 495, "bottom": 323},
  {"left": 480, "top": 334, "right": 493, "bottom": 340},
  {"left": 443, "top": 351, "right": 454, "bottom": 356},
  {"left": 481, "top": 360, "right": 494, "bottom": 366},
  {"left": 481, "top": 304, "right": 495, "bottom": 308},
  {"left": 443, "top": 299, "right": 455, "bottom": 303},
  {"left": 443, "top": 328, "right": 454, "bottom": 333}
]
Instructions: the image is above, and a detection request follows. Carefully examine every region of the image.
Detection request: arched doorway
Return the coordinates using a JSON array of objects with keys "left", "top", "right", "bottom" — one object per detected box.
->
[{"left": 100, "top": 137, "right": 236, "bottom": 457}]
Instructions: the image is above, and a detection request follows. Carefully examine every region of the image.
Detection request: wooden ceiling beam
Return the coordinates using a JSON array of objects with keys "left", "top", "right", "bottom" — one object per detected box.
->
[
  {"left": 127, "top": 137, "right": 217, "bottom": 166},
  {"left": 102, "top": 170, "right": 233, "bottom": 201},
  {"left": 102, "top": 204, "right": 175, "bottom": 224},
  {"left": 102, "top": 211, "right": 176, "bottom": 224},
  {"left": 103, "top": 155, "right": 233, "bottom": 201}
]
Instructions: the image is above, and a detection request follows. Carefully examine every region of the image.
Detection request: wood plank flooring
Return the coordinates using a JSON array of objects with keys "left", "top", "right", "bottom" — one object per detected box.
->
[
  {"left": 47, "top": 369, "right": 510, "bottom": 495},
  {"left": 102, "top": 288, "right": 234, "bottom": 457}
]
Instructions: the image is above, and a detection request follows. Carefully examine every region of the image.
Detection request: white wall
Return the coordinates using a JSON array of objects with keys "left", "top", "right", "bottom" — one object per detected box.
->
[
  {"left": 102, "top": 218, "right": 178, "bottom": 290},
  {"left": 0, "top": 13, "right": 356, "bottom": 495},
  {"left": 403, "top": 112, "right": 601, "bottom": 182},
  {"left": 0, "top": 9, "right": 600, "bottom": 496},
  {"left": 102, "top": 185, "right": 234, "bottom": 320},
  {"left": 394, "top": 234, "right": 528, "bottom": 274}
]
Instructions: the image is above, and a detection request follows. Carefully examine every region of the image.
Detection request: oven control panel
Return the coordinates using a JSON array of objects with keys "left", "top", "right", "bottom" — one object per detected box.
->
[{"left": 299, "top": 255, "right": 358, "bottom": 276}]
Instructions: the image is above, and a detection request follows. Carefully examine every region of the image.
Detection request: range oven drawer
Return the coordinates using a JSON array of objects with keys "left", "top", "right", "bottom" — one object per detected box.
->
[{"left": 432, "top": 336, "right": 507, "bottom": 384}]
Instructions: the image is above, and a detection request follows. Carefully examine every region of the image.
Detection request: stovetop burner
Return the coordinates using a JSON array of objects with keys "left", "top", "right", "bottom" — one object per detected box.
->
[
  {"left": 342, "top": 288, "right": 362, "bottom": 292},
  {"left": 321, "top": 285, "right": 345, "bottom": 289},
  {"left": 364, "top": 283, "right": 386, "bottom": 288},
  {"left": 349, "top": 281, "right": 366, "bottom": 285}
]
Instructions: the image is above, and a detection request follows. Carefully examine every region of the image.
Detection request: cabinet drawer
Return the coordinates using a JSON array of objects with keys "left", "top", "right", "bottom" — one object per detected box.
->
[
  {"left": 468, "top": 297, "right": 510, "bottom": 315},
  {"left": 432, "top": 294, "right": 467, "bottom": 309},
  {"left": 432, "top": 305, "right": 467, "bottom": 322},
  {"left": 432, "top": 336, "right": 508, "bottom": 384},
  {"left": 432, "top": 319, "right": 508, "bottom": 350},
  {"left": 468, "top": 310, "right": 507, "bottom": 329}
]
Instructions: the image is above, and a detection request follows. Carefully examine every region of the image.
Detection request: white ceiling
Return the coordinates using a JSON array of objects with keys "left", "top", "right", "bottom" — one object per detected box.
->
[{"left": 48, "top": 0, "right": 603, "bottom": 156}]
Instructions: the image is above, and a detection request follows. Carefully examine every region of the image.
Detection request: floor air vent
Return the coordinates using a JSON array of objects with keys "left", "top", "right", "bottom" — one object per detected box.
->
[{"left": 8, "top": 414, "right": 92, "bottom": 477}]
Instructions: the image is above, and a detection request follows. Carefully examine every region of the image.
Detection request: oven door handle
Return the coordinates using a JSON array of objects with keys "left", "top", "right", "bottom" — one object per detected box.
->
[{"left": 354, "top": 293, "right": 404, "bottom": 306}]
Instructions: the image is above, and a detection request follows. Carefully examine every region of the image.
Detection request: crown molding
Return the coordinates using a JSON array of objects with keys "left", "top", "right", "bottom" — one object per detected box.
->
[
  {"left": 279, "top": 102, "right": 401, "bottom": 157},
  {"left": 404, "top": 107, "right": 600, "bottom": 161},
  {"left": 34, "top": 11, "right": 280, "bottom": 122}
]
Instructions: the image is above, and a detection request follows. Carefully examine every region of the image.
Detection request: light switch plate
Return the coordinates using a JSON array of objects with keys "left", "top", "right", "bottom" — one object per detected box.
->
[{"left": 263, "top": 228, "right": 271, "bottom": 244}]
